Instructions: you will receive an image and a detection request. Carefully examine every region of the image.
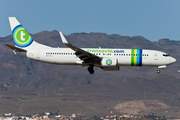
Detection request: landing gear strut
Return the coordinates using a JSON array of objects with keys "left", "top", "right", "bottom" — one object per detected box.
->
[
  {"left": 87, "top": 65, "right": 94, "bottom": 74},
  {"left": 157, "top": 70, "right": 160, "bottom": 74}
]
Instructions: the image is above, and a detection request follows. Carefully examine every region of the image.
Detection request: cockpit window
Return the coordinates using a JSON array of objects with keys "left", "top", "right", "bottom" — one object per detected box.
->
[{"left": 163, "top": 54, "right": 170, "bottom": 57}]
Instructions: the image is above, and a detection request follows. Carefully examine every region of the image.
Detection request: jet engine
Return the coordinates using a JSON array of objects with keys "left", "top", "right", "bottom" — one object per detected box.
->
[
  {"left": 101, "top": 58, "right": 119, "bottom": 71},
  {"left": 101, "top": 58, "right": 118, "bottom": 67}
]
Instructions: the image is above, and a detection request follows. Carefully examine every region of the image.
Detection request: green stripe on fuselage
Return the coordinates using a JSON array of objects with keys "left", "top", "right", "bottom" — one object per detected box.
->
[{"left": 131, "top": 49, "right": 134, "bottom": 66}]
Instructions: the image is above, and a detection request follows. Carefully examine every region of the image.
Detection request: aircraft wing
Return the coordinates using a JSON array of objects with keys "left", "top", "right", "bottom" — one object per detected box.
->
[
  {"left": 4, "top": 44, "right": 27, "bottom": 52},
  {"left": 59, "top": 32, "right": 101, "bottom": 64}
]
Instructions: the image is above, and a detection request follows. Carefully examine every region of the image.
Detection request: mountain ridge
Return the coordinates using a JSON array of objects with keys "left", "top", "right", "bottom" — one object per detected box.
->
[{"left": 1, "top": 31, "right": 180, "bottom": 115}]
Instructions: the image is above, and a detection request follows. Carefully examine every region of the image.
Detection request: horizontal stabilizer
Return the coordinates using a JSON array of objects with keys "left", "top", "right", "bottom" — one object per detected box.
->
[{"left": 4, "top": 44, "right": 26, "bottom": 52}]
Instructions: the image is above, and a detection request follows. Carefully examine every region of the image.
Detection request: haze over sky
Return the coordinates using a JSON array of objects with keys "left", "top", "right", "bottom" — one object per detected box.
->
[{"left": 1, "top": 0, "right": 180, "bottom": 41}]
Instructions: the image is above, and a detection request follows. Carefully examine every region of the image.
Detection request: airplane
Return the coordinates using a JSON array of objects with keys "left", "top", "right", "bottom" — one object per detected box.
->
[{"left": 5, "top": 17, "right": 176, "bottom": 74}]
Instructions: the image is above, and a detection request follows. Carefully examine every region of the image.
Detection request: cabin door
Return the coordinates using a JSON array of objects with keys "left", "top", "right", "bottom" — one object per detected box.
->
[
  {"left": 36, "top": 50, "right": 41, "bottom": 59},
  {"left": 154, "top": 53, "right": 158, "bottom": 60}
]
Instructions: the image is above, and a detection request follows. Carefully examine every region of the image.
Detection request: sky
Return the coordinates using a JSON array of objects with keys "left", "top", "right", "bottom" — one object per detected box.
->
[{"left": 1, "top": 0, "right": 180, "bottom": 41}]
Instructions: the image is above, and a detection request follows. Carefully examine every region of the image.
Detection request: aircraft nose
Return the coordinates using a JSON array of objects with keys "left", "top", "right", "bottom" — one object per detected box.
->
[{"left": 171, "top": 57, "right": 176, "bottom": 63}]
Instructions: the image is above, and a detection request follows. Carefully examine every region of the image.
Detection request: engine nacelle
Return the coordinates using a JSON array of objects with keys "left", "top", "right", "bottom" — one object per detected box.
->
[{"left": 101, "top": 58, "right": 118, "bottom": 67}]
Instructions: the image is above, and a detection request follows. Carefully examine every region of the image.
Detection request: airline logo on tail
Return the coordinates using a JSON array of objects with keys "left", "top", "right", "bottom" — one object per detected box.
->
[{"left": 12, "top": 25, "right": 33, "bottom": 47}]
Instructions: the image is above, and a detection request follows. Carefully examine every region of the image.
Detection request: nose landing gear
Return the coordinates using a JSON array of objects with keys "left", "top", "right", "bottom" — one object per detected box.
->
[{"left": 157, "top": 70, "right": 160, "bottom": 74}]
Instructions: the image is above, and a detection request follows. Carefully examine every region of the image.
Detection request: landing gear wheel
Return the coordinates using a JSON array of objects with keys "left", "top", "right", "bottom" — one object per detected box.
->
[
  {"left": 88, "top": 67, "right": 94, "bottom": 74},
  {"left": 157, "top": 70, "right": 160, "bottom": 74}
]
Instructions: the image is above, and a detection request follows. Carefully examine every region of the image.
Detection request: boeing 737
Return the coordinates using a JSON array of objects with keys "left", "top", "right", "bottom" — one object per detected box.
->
[{"left": 5, "top": 17, "right": 176, "bottom": 74}]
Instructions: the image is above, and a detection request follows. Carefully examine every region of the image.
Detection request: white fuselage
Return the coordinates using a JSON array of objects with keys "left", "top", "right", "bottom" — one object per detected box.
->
[{"left": 15, "top": 48, "right": 176, "bottom": 68}]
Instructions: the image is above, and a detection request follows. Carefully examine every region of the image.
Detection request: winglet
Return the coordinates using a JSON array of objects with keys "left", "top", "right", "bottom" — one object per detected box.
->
[
  {"left": 59, "top": 32, "right": 68, "bottom": 44},
  {"left": 59, "top": 32, "right": 77, "bottom": 51},
  {"left": 58, "top": 31, "right": 101, "bottom": 62}
]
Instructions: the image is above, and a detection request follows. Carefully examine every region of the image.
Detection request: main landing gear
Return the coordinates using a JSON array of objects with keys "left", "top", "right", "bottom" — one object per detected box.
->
[{"left": 87, "top": 65, "right": 94, "bottom": 74}]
